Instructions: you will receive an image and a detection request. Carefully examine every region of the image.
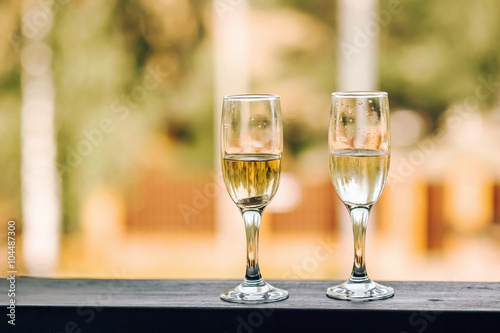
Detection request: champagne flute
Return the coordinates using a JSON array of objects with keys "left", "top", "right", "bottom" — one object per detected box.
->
[
  {"left": 327, "top": 91, "right": 393, "bottom": 300},
  {"left": 220, "top": 94, "right": 288, "bottom": 303}
]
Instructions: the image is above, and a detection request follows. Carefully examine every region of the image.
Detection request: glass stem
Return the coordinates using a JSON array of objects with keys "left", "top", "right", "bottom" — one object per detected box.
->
[
  {"left": 348, "top": 205, "right": 371, "bottom": 282},
  {"left": 241, "top": 209, "right": 264, "bottom": 285}
]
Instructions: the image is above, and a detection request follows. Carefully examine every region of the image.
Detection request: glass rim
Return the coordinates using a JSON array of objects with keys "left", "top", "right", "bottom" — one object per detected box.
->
[
  {"left": 223, "top": 94, "right": 280, "bottom": 101},
  {"left": 331, "top": 91, "right": 388, "bottom": 98}
]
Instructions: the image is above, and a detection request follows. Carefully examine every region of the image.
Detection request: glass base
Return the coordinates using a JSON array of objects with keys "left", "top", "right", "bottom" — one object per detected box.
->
[
  {"left": 220, "top": 280, "right": 289, "bottom": 304},
  {"left": 326, "top": 279, "right": 394, "bottom": 301}
]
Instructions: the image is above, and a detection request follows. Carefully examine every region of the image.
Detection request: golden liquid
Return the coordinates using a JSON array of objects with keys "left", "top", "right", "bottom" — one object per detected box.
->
[
  {"left": 329, "top": 149, "right": 389, "bottom": 206},
  {"left": 223, "top": 154, "right": 281, "bottom": 209}
]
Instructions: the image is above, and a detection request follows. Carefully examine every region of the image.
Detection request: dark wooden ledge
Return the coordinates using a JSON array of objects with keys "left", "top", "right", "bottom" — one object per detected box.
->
[{"left": 1, "top": 278, "right": 499, "bottom": 332}]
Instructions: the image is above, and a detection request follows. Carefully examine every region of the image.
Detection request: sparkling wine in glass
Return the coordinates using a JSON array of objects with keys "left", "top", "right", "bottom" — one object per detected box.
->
[
  {"left": 220, "top": 94, "right": 288, "bottom": 303},
  {"left": 327, "top": 91, "right": 394, "bottom": 300}
]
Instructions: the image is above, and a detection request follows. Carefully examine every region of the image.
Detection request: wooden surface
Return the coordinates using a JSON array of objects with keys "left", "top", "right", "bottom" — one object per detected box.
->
[{"left": 1, "top": 278, "right": 499, "bottom": 332}]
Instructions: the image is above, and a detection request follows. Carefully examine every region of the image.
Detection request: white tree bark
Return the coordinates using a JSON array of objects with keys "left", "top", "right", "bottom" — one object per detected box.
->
[
  {"left": 21, "top": 0, "right": 61, "bottom": 275},
  {"left": 212, "top": 0, "right": 250, "bottom": 262},
  {"left": 337, "top": 0, "right": 378, "bottom": 91}
]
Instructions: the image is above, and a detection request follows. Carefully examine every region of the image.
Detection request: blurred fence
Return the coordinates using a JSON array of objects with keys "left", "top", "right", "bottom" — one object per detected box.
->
[
  {"left": 124, "top": 170, "right": 500, "bottom": 253},
  {"left": 126, "top": 172, "right": 216, "bottom": 233}
]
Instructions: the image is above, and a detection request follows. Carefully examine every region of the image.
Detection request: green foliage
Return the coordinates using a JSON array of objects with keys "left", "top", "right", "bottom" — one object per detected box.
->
[
  {"left": 0, "top": 0, "right": 22, "bottom": 221},
  {"left": 380, "top": 0, "right": 500, "bottom": 120},
  {"left": 276, "top": 0, "right": 337, "bottom": 26}
]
